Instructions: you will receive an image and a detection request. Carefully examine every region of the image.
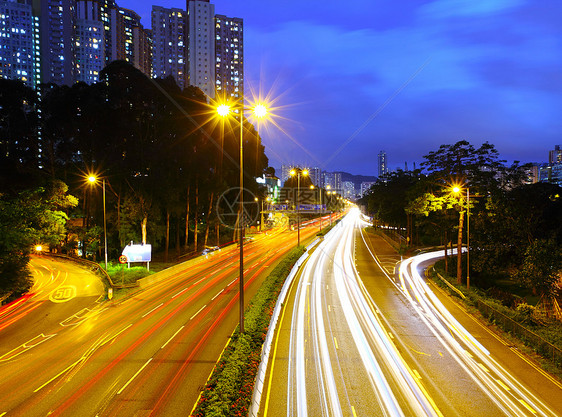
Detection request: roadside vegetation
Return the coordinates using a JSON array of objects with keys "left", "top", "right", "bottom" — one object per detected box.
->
[
  {"left": 192, "top": 246, "right": 306, "bottom": 416},
  {"left": 360, "top": 140, "right": 562, "bottom": 370}
]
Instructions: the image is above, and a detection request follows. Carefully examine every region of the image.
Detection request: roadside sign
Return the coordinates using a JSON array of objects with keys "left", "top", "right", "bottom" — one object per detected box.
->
[
  {"left": 108, "top": 287, "right": 113, "bottom": 300},
  {"left": 119, "top": 255, "right": 128, "bottom": 264}
]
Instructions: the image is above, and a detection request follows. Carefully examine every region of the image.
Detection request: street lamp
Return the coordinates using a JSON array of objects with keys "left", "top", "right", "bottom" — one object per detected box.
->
[
  {"left": 216, "top": 101, "right": 268, "bottom": 334},
  {"left": 88, "top": 175, "right": 108, "bottom": 271},
  {"left": 290, "top": 168, "right": 308, "bottom": 247},
  {"left": 452, "top": 185, "right": 470, "bottom": 289}
]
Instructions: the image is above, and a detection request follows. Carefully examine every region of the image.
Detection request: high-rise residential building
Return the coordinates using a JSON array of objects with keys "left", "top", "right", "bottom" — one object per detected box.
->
[
  {"left": 75, "top": 1, "right": 105, "bottom": 83},
  {"left": 343, "top": 181, "right": 355, "bottom": 200},
  {"left": 281, "top": 164, "right": 292, "bottom": 185},
  {"left": 214, "top": 14, "right": 242, "bottom": 100},
  {"left": 378, "top": 150, "right": 388, "bottom": 178},
  {"left": 187, "top": 0, "right": 215, "bottom": 97},
  {"left": 132, "top": 27, "right": 152, "bottom": 77},
  {"left": 323, "top": 172, "right": 342, "bottom": 193},
  {"left": 360, "top": 181, "right": 375, "bottom": 197},
  {"left": 306, "top": 167, "right": 321, "bottom": 187},
  {"left": 0, "top": 0, "right": 41, "bottom": 88},
  {"left": 38, "top": 0, "right": 76, "bottom": 86},
  {"left": 549, "top": 145, "right": 562, "bottom": 165},
  {"left": 74, "top": 18, "right": 104, "bottom": 83},
  {"left": 119, "top": 8, "right": 138, "bottom": 63},
  {"left": 151, "top": 5, "right": 187, "bottom": 88},
  {"left": 108, "top": 7, "right": 125, "bottom": 61}
]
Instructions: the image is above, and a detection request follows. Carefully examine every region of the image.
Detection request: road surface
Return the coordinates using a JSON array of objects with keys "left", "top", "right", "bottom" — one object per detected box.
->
[
  {"left": 259, "top": 208, "right": 562, "bottom": 416},
  {"left": 0, "top": 216, "right": 337, "bottom": 417}
]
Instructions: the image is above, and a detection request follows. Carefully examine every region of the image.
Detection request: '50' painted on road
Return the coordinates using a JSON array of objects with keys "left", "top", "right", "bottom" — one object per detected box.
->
[{"left": 49, "top": 286, "right": 77, "bottom": 303}]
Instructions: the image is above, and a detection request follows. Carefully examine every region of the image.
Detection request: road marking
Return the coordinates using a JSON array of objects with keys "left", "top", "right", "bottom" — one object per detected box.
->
[
  {"left": 413, "top": 369, "right": 421, "bottom": 379},
  {"left": 193, "top": 277, "right": 206, "bottom": 286},
  {"left": 190, "top": 305, "right": 207, "bottom": 320},
  {"left": 334, "top": 337, "right": 339, "bottom": 350},
  {"left": 171, "top": 287, "right": 189, "bottom": 299},
  {"left": 212, "top": 289, "right": 224, "bottom": 300},
  {"left": 496, "top": 379, "right": 510, "bottom": 391},
  {"left": 161, "top": 326, "right": 184, "bottom": 349},
  {"left": 518, "top": 399, "right": 537, "bottom": 414},
  {"left": 0, "top": 333, "right": 56, "bottom": 362},
  {"left": 142, "top": 303, "right": 163, "bottom": 318},
  {"left": 228, "top": 278, "right": 237, "bottom": 286},
  {"left": 328, "top": 305, "right": 331, "bottom": 312},
  {"left": 477, "top": 363, "right": 490, "bottom": 373},
  {"left": 351, "top": 406, "right": 357, "bottom": 417},
  {"left": 117, "top": 358, "right": 153, "bottom": 395}
]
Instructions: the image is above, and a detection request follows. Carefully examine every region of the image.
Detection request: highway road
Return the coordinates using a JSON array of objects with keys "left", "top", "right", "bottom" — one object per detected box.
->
[
  {"left": 0, "top": 215, "right": 336, "bottom": 417},
  {"left": 259, "top": 208, "right": 562, "bottom": 416}
]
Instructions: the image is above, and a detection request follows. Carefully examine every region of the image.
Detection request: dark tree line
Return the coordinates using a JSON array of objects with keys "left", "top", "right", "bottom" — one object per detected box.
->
[
  {"left": 361, "top": 140, "right": 562, "bottom": 297},
  {"left": 1, "top": 61, "right": 269, "bottom": 294}
]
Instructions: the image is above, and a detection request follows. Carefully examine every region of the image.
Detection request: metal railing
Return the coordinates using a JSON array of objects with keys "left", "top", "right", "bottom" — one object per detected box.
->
[{"left": 477, "top": 300, "right": 562, "bottom": 366}]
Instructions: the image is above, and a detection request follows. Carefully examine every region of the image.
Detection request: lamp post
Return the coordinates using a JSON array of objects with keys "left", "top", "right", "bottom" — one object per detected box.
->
[
  {"left": 452, "top": 185, "right": 470, "bottom": 289},
  {"left": 290, "top": 168, "right": 308, "bottom": 247},
  {"left": 216, "top": 102, "right": 268, "bottom": 334},
  {"left": 88, "top": 175, "right": 108, "bottom": 271}
]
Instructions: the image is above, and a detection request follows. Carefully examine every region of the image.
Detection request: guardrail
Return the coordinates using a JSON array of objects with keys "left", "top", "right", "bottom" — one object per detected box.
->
[{"left": 476, "top": 300, "right": 562, "bottom": 366}]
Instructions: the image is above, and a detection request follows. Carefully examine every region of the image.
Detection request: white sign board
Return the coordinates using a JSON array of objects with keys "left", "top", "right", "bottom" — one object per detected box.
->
[{"left": 122, "top": 244, "right": 152, "bottom": 262}]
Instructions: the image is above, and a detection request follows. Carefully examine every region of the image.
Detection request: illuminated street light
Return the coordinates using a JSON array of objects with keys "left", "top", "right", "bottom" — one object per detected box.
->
[
  {"left": 87, "top": 175, "right": 108, "bottom": 271},
  {"left": 290, "top": 168, "right": 308, "bottom": 247},
  {"left": 216, "top": 100, "right": 269, "bottom": 334},
  {"left": 452, "top": 184, "right": 470, "bottom": 289}
]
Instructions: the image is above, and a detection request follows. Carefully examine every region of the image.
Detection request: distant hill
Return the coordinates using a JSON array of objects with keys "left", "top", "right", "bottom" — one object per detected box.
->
[{"left": 337, "top": 172, "right": 378, "bottom": 188}]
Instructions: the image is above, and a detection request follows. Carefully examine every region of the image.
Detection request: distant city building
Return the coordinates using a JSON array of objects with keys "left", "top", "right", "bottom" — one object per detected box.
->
[
  {"left": 539, "top": 164, "right": 562, "bottom": 187},
  {"left": 323, "top": 172, "right": 342, "bottom": 193},
  {"left": 550, "top": 145, "right": 562, "bottom": 165},
  {"left": 74, "top": 17, "right": 104, "bottom": 84},
  {"left": 343, "top": 181, "right": 355, "bottom": 199},
  {"left": 306, "top": 167, "right": 322, "bottom": 187},
  {"left": 360, "top": 181, "right": 376, "bottom": 197},
  {"left": 378, "top": 150, "right": 388, "bottom": 178},
  {"left": 0, "top": 0, "right": 40, "bottom": 88},
  {"left": 37, "top": 0, "right": 76, "bottom": 86},
  {"left": 187, "top": 0, "right": 215, "bottom": 97},
  {"left": 281, "top": 164, "right": 292, "bottom": 185},
  {"left": 132, "top": 27, "right": 152, "bottom": 77},
  {"left": 214, "top": 14, "right": 242, "bottom": 100},
  {"left": 151, "top": 5, "right": 188, "bottom": 88},
  {"left": 524, "top": 165, "right": 540, "bottom": 184}
]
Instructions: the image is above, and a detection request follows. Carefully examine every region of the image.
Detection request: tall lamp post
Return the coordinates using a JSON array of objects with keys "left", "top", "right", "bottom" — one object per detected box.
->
[
  {"left": 88, "top": 175, "right": 108, "bottom": 271},
  {"left": 216, "top": 102, "right": 268, "bottom": 334},
  {"left": 290, "top": 168, "right": 308, "bottom": 247},
  {"left": 452, "top": 185, "right": 470, "bottom": 290}
]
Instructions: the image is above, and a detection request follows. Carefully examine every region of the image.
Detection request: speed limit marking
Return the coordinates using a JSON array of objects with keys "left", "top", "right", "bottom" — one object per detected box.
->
[{"left": 49, "top": 285, "right": 77, "bottom": 303}]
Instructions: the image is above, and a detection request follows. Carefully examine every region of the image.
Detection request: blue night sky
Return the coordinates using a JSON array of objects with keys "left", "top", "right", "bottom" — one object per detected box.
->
[{"left": 119, "top": 0, "right": 561, "bottom": 176}]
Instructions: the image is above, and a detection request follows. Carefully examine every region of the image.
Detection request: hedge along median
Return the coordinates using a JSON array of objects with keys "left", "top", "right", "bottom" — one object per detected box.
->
[{"left": 191, "top": 245, "right": 306, "bottom": 417}]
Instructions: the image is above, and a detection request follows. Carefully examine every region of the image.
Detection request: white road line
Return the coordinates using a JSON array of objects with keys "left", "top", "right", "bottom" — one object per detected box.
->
[
  {"left": 194, "top": 277, "right": 206, "bottom": 286},
  {"left": 117, "top": 358, "right": 153, "bottom": 395},
  {"left": 141, "top": 303, "right": 163, "bottom": 318},
  {"left": 228, "top": 278, "right": 237, "bottom": 286},
  {"left": 171, "top": 287, "right": 189, "bottom": 299},
  {"left": 161, "top": 326, "right": 184, "bottom": 349},
  {"left": 212, "top": 289, "right": 224, "bottom": 300},
  {"left": 190, "top": 305, "right": 207, "bottom": 320}
]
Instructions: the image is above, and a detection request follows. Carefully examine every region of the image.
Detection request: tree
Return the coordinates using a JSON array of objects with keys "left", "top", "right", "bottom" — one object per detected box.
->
[
  {"left": 513, "top": 239, "right": 562, "bottom": 297},
  {"left": 0, "top": 181, "right": 77, "bottom": 296}
]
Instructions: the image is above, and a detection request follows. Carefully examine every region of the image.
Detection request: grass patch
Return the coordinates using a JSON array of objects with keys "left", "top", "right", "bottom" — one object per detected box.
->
[
  {"left": 192, "top": 245, "right": 306, "bottom": 417},
  {"left": 101, "top": 261, "right": 153, "bottom": 287}
]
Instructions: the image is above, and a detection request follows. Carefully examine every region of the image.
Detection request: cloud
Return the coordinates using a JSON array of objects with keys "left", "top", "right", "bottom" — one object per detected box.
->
[{"left": 420, "top": 0, "right": 526, "bottom": 19}]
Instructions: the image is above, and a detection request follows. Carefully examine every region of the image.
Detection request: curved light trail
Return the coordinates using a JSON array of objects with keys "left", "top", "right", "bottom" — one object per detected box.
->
[
  {"left": 286, "top": 208, "right": 439, "bottom": 416},
  {"left": 280, "top": 208, "right": 558, "bottom": 417}
]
